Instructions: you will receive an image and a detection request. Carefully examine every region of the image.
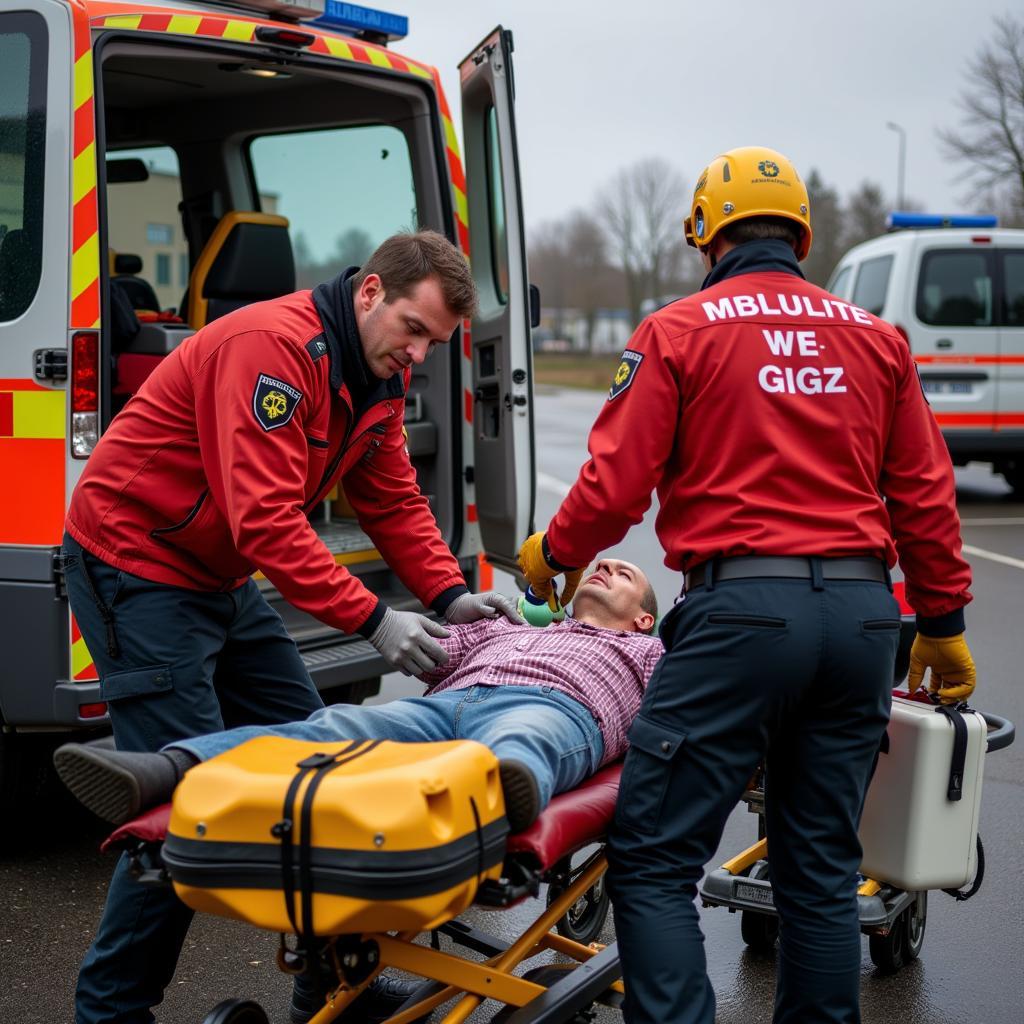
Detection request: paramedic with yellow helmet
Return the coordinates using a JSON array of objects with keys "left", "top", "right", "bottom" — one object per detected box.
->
[{"left": 519, "top": 146, "right": 976, "bottom": 1023}]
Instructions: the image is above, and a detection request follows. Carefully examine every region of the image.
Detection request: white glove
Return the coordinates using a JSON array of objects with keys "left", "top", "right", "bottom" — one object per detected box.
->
[
  {"left": 445, "top": 591, "right": 523, "bottom": 625},
  {"left": 368, "top": 608, "right": 450, "bottom": 676}
]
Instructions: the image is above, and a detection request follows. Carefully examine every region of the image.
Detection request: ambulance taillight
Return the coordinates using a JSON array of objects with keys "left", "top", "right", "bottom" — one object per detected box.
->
[{"left": 71, "top": 331, "right": 99, "bottom": 458}]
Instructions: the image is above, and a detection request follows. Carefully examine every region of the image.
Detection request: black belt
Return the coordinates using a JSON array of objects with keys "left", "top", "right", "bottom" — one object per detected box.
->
[{"left": 684, "top": 555, "right": 888, "bottom": 593}]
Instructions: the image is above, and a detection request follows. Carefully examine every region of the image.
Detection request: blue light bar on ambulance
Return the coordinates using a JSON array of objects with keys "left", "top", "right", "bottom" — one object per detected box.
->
[
  {"left": 887, "top": 212, "right": 999, "bottom": 230},
  {"left": 313, "top": 2, "right": 407, "bottom": 41}
]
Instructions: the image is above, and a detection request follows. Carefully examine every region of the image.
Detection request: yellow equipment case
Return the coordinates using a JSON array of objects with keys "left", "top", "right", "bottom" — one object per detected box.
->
[{"left": 161, "top": 738, "right": 509, "bottom": 937}]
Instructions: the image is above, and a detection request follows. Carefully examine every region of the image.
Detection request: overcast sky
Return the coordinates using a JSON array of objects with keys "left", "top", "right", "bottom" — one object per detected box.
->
[{"left": 396, "top": 0, "right": 1015, "bottom": 231}]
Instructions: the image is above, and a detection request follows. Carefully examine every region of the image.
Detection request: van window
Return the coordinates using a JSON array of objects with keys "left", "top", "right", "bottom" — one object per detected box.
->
[
  {"left": 106, "top": 146, "right": 183, "bottom": 312},
  {"left": 249, "top": 125, "right": 417, "bottom": 289},
  {"left": 485, "top": 106, "right": 509, "bottom": 304},
  {"left": 916, "top": 250, "right": 993, "bottom": 326},
  {"left": 851, "top": 255, "right": 893, "bottom": 315},
  {"left": 0, "top": 12, "right": 47, "bottom": 323},
  {"left": 828, "top": 265, "right": 852, "bottom": 300},
  {"left": 1004, "top": 251, "right": 1024, "bottom": 326}
]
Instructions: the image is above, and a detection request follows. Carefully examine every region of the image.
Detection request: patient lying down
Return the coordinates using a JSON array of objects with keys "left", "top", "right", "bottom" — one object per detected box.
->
[{"left": 55, "top": 559, "right": 662, "bottom": 833}]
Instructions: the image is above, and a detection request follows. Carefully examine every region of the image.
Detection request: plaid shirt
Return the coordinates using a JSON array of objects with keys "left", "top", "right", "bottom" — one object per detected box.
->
[{"left": 420, "top": 617, "right": 664, "bottom": 764}]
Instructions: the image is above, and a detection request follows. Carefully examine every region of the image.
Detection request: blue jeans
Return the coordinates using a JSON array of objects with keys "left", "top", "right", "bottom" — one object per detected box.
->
[
  {"left": 61, "top": 533, "right": 324, "bottom": 1024},
  {"left": 174, "top": 684, "right": 605, "bottom": 811}
]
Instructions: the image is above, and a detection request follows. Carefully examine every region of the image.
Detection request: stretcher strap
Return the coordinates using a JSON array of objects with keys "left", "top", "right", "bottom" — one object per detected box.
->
[
  {"left": 277, "top": 740, "right": 383, "bottom": 953},
  {"left": 934, "top": 704, "right": 972, "bottom": 801}
]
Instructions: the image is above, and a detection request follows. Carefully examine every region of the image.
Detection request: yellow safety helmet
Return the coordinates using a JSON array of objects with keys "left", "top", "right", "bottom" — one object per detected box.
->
[{"left": 684, "top": 146, "right": 812, "bottom": 261}]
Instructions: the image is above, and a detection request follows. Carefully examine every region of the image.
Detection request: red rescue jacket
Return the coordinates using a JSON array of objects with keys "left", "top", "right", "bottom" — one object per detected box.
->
[
  {"left": 546, "top": 241, "right": 971, "bottom": 624},
  {"left": 66, "top": 282, "right": 465, "bottom": 634}
]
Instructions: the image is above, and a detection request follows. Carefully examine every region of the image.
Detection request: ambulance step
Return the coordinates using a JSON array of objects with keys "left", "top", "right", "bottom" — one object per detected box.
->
[{"left": 299, "top": 637, "right": 387, "bottom": 692}]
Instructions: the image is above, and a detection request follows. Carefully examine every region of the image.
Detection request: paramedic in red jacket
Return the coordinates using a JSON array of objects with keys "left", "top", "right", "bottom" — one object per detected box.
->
[
  {"left": 519, "top": 148, "right": 976, "bottom": 1024},
  {"left": 62, "top": 230, "right": 518, "bottom": 1024}
]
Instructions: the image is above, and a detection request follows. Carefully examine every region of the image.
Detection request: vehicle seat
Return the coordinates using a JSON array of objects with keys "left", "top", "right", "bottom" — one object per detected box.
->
[
  {"left": 112, "top": 253, "right": 161, "bottom": 313},
  {"left": 186, "top": 212, "right": 294, "bottom": 328},
  {"left": 0, "top": 229, "right": 38, "bottom": 320}
]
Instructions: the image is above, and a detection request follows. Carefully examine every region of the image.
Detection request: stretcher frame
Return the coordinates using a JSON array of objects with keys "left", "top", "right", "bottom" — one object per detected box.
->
[
  {"left": 109, "top": 765, "right": 626, "bottom": 1024},
  {"left": 699, "top": 703, "right": 1015, "bottom": 972}
]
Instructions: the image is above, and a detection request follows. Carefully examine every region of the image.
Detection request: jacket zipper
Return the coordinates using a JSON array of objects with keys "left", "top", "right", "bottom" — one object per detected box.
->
[{"left": 302, "top": 399, "right": 395, "bottom": 512}]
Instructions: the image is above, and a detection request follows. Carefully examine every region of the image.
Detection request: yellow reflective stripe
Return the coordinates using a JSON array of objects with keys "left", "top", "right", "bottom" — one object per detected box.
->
[
  {"left": 367, "top": 48, "right": 391, "bottom": 68},
  {"left": 73, "top": 47, "right": 93, "bottom": 107},
  {"left": 323, "top": 36, "right": 355, "bottom": 60},
  {"left": 13, "top": 391, "right": 65, "bottom": 439},
  {"left": 71, "top": 231, "right": 100, "bottom": 307},
  {"left": 406, "top": 62, "right": 432, "bottom": 80},
  {"left": 71, "top": 636, "right": 95, "bottom": 678},
  {"left": 72, "top": 141, "right": 97, "bottom": 206},
  {"left": 100, "top": 14, "right": 142, "bottom": 30},
  {"left": 222, "top": 20, "right": 256, "bottom": 41},
  {"left": 453, "top": 185, "right": 468, "bottom": 228},
  {"left": 443, "top": 115, "right": 459, "bottom": 154},
  {"left": 166, "top": 14, "right": 203, "bottom": 35}
]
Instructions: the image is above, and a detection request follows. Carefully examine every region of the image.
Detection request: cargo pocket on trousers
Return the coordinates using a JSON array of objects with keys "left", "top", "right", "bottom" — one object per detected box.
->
[
  {"left": 615, "top": 715, "right": 687, "bottom": 836},
  {"left": 100, "top": 664, "right": 173, "bottom": 703}
]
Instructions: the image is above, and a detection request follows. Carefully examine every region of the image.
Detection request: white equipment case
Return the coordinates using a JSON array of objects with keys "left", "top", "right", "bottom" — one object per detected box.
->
[{"left": 859, "top": 698, "right": 986, "bottom": 891}]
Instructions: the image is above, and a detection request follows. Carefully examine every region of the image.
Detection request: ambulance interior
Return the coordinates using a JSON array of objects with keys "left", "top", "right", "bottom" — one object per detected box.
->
[{"left": 99, "top": 41, "right": 462, "bottom": 684}]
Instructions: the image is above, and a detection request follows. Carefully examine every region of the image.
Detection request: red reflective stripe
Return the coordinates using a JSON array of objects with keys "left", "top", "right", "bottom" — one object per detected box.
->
[
  {"left": 933, "top": 412, "right": 1024, "bottom": 426},
  {"left": 0, "top": 394, "right": 12, "bottom": 437},
  {"left": 73, "top": 96, "right": 94, "bottom": 159},
  {"left": 478, "top": 552, "right": 493, "bottom": 590},
  {"left": 138, "top": 13, "right": 173, "bottom": 32},
  {"left": 72, "top": 189, "right": 98, "bottom": 251},
  {"left": 467, "top": 503, "right": 478, "bottom": 522},
  {"left": 915, "top": 354, "right": 1024, "bottom": 365},
  {"left": 464, "top": 388, "right": 473, "bottom": 424}
]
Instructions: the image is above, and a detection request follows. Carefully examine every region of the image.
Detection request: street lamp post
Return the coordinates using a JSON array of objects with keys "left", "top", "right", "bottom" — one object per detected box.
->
[{"left": 886, "top": 121, "right": 906, "bottom": 210}]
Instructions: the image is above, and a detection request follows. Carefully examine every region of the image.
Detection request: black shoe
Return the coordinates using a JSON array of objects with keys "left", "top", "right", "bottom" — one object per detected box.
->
[
  {"left": 499, "top": 759, "right": 541, "bottom": 832},
  {"left": 289, "top": 973, "right": 431, "bottom": 1024},
  {"left": 52, "top": 743, "right": 181, "bottom": 824}
]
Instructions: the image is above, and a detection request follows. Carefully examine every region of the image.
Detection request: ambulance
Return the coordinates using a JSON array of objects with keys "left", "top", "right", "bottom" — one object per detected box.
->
[
  {"left": 827, "top": 213, "right": 1024, "bottom": 492},
  {"left": 0, "top": 0, "right": 536, "bottom": 807}
]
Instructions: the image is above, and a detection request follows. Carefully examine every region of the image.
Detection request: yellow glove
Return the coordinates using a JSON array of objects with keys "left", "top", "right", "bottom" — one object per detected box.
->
[
  {"left": 907, "top": 633, "right": 977, "bottom": 704},
  {"left": 517, "top": 532, "right": 586, "bottom": 610}
]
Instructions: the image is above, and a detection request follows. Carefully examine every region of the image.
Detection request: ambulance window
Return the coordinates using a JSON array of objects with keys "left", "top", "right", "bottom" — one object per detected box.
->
[
  {"left": 850, "top": 255, "right": 893, "bottom": 316},
  {"left": 0, "top": 12, "right": 47, "bottom": 323},
  {"left": 485, "top": 107, "right": 509, "bottom": 305},
  {"left": 1003, "top": 252, "right": 1024, "bottom": 326},
  {"left": 916, "top": 251, "right": 993, "bottom": 327},
  {"left": 828, "top": 265, "right": 853, "bottom": 300},
  {"left": 249, "top": 126, "right": 416, "bottom": 288},
  {"left": 106, "top": 146, "right": 183, "bottom": 312}
]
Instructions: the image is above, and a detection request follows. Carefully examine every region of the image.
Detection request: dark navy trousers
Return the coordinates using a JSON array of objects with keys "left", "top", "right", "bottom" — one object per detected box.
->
[
  {"left": 62, "top": 533, "right": 324, "bottom": 1024},
  {"left": 606, "top": 576, "right": 897, "bottom": 1024}
]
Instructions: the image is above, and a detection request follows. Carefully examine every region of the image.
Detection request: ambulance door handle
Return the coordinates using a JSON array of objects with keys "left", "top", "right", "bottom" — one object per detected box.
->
[{"left": 937, "top": 338, "right": 953, "bottom": 349}]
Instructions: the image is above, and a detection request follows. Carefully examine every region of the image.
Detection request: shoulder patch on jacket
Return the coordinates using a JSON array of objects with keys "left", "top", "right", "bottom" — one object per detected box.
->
[
  {"left": 609, "top": 349, "right": 644, "bottom": 400},
  {"left": 305, "top": 336, "right": 329, "bottom": 362},
  {"left": 252, "top": 373, "right": 303, "bottom": 431}
]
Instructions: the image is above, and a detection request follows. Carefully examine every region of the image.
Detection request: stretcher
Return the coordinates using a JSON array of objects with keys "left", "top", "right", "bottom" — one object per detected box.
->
[{"left": 105, "top": 756, "right": 626, "bottom": 1024}]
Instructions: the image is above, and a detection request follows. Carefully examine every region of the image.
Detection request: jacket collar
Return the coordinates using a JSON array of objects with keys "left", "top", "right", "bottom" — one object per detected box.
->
[
  {"left": 311, "top": 267, "right": 405, "bottom": 411},
  {"left": 700, "top": 238, "right": 805, "bottom": 291}
]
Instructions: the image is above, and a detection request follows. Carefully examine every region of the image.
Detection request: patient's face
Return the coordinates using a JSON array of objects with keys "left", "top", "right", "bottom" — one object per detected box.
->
[{"left": 572, "top": 559, "right": 654, "bottom": 632}]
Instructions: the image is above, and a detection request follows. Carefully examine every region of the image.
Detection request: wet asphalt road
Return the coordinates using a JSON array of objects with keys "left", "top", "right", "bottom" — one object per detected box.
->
[{"left": 1, "top": 386, "right": 1021, "bottom": 1024}]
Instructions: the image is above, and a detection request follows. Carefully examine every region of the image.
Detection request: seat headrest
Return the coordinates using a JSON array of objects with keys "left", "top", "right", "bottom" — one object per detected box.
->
[
  {"left": 114, "top": 253, "right": 143, "bottom": 276},
  {"left": 205, "top": 221, "right": 295, "bottom": 300}
]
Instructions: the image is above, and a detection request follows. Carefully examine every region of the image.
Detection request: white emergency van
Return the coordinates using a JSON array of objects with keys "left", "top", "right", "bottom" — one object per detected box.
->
[
  {"left": 827, "top": 214, "right": 1024, "bottom": 492},
  {"left": 0, "top": 0, "right": 536, "bottom": 808}
]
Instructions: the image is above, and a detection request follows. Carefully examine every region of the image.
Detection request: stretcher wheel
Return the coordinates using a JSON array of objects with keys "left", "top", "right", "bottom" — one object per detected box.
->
[
  {"left": 546, "top": 861, "right": 610, "bottom": 945},
  {"left": 201, "top": 999, "right": 269, "bottom": 1024},
  {"left": 740, "top": 909, "right": 779, "bottom": 951},
  {"left": 868, "top": 891, "right": 927, "bottom": 973}
]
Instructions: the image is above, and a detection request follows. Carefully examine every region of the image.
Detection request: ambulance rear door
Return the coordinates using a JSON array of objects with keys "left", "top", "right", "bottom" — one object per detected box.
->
[
  {"left": 459, "top": 27, "right": 535, "bottom": 573},
  {"left": 0, "top": 0, "right": 72, "bottom": 550}
]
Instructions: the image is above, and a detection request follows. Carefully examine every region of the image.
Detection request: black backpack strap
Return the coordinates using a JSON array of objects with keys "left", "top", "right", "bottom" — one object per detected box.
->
[{"left": 934, "top": 704, "right": 971, "bottom": 801}]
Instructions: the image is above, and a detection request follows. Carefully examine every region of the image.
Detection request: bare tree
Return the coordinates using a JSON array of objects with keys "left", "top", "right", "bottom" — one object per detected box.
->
[
  {"left": 842, "top": 181, "right": 889, "bottom": 251},
  {"left": 596, "top": 157, "right": 689, "bottom": 328},
  {"left": 802, "top": 169, "right": 845, "bottom": 286},
  {"left": 563, "top": 211, "right": 607, "bottom": 350},
  {"left": 527, "top": 220, "right": 571, "bottom": 343},
  {"left": 938, "top": 14, "right": 1024, "bottom": 223}
]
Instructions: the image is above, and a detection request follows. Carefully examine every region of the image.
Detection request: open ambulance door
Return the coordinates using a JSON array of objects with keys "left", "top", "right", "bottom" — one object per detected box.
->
[{"left": 459, "top": 27, "right": 536, "bottom": 574}]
